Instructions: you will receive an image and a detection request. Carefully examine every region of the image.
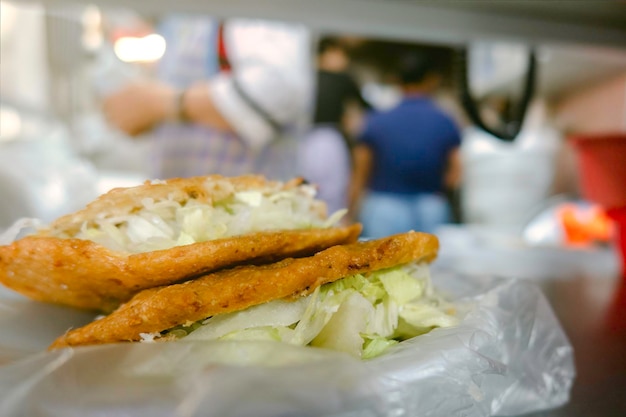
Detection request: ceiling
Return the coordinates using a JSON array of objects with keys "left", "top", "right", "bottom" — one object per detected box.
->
[
  {"left": 32, "top": 0, "right": 626, "bottom": 98},
  {"left": 534, "top": 44, "right": 626, "bottom": 100},
  {"left": 424, "top": 0, "right": 626, "bottom": 34},
  {"left": 326, "top": 1, "right": 626, "bottom": 99},
  {"left": 37, "top": 0, "right": 626, "bottom": 47},
  {"left": 367, "top": 0, "right": 626, "bottom": 99}
]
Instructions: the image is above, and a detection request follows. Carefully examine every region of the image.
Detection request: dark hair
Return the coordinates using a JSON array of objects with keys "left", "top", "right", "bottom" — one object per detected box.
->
[
  {"left": 318, "top": 37, "right": 346, "bottom": 56},
  {"left": 397, "top": 50, "right": 438, "bottom": 85}
]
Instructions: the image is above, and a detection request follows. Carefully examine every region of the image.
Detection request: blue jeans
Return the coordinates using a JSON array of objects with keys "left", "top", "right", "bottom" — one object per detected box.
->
[{"left": 359, "top": 191, "right": 451, "bottom": 238}]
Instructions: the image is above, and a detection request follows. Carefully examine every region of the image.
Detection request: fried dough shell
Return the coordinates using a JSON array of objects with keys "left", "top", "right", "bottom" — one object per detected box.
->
[
  {"left": 0, "top": 224, "right": 361, "bottom": 312},
  {"left": 49, "top": 231, "right": 438, "bottom": 349}
]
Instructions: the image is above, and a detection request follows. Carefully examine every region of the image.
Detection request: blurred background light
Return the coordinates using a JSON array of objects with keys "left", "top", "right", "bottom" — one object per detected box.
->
[
  {"left": 0, "top": 2, "right": 18, "bottom": 38},
  {"left": 81, "top": 5, "right": 103, "bottom": 51},
  {"left": 0, "top": 107, "right": 23, "bottom": 141},
  {"left": 113, "top": 33, "right": 165, "bottom": 63}
]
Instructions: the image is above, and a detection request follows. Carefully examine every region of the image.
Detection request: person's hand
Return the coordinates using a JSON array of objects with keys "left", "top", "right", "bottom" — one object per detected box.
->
[{"left": 103, "top": 80, "right": 177, "bottom": 137}]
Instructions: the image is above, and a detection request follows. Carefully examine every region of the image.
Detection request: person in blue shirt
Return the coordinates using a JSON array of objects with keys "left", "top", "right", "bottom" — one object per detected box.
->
[{"left": 349, "top": 50, "right": 462, "bottom": 237}]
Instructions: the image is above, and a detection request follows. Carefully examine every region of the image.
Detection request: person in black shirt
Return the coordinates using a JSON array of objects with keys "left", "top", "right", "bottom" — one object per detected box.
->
[
  {"left": 299, "top": 37, "right": 371, "bottom": 217},
  {"left": 313, "top": 41, "right": 371, "bottom": 128}
]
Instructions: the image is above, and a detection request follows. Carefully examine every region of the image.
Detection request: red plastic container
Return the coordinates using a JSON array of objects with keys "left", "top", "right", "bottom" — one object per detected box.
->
[
  {"left": 570, "top": 134, "right": 626, "bottom": 209},
  {"left": 571, "top": 134, "right": 626, "bottom": 274},
  {"left": 606, "top": 207, "right": 626, "bottom": 276}
]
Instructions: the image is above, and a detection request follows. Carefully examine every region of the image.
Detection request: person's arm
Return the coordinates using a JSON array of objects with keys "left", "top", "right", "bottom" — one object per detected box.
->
[
  {"left": 340, "top": 74, "right": 371, "bottom": 140},
  {"left": 348, "top": 143, "right": 374, "bottom": 221},
  {"left": 444, "top": 147, "right": 462, "bottom": 190},
  {"left": 102, "top": 80, "right": 234, "bottom": 137},
  {"left": 441, "top": 116, "right": 463, "bottom": 191}
]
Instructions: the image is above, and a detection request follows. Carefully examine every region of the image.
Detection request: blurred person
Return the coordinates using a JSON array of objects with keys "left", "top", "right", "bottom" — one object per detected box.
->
[
  {"left": 102, "top": 15, "right": 312, "bottom": 180},
  {"left": 298, "top": 37, "right": 371, "bottom": 215},
  {"left": 349, "top": 50, "right": 462, "bottom": 237}
]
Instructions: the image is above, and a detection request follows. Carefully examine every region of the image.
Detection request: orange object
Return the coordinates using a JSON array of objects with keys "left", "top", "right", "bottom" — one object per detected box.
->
[{"left": 559, "top": 204, "right": 614, "bottom": 246}]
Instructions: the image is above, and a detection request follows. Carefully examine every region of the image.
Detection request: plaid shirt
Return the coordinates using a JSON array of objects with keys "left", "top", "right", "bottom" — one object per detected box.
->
[{"left": 152, "top": 123, "right": 299, "bottom": 180}]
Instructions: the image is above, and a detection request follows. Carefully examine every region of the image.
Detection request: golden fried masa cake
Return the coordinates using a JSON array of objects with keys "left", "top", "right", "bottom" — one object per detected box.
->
[
  {"left": 49, "top": 231, "right": 439, "bottom": 349},
  {"left": 0, "top": 225, "right": 362, "bottom": 313},
  {"left": 0, "top": 174, "right": 358, "bottom": 312}
]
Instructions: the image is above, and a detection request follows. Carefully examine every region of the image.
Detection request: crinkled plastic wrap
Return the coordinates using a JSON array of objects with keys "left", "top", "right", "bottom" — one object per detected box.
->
[{"left": 0, "top": 267, "right": 574, "bottom": 417}]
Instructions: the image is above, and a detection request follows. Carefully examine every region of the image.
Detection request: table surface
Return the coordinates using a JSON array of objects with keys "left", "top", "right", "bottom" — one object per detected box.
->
[{"left": 518, "top": 270, "right": 626, "bottom": 416}]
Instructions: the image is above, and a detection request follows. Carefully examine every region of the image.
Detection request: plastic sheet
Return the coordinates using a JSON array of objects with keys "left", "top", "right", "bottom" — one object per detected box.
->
[
  {"left": 0, "top": 268, "right": 574, "bottom": 417},
  {"left": 436, "top": 224, "right": 620, "bottom": 281},
  {"left": 0, "top": 122, "right": 103, "bottom": 224}
]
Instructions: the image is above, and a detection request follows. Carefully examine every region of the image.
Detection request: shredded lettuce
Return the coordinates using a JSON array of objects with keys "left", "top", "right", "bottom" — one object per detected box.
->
[
  {"left": 186, "top": 298, "right": 308, "bottom": 342},
  {"left": 173, "top": 262, "right": 458, "bottom": 359},
  {"left": 362, "top": 336, "right": 399, "bottom": 360},
  {"left": 377, "top": 268, "right": 424, "bottom": 305},
  {"left": 219, "top": 326, "right": 293, "bottom": 342},
  {"left": 69, "top": 187, "right": 338, "bottom": 253},
  {"left": 310, "top": 291, "right": 374, "bottom": 357}
]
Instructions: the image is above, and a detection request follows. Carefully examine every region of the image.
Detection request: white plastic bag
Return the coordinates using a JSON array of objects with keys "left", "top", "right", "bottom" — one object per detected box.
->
[{"left": 0, "top": 269, "right": 574, "bottom": 417}]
